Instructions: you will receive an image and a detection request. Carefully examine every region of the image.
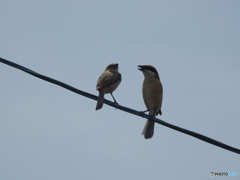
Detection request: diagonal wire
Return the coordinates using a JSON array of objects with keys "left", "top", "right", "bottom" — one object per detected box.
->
[{"left": 1, "top": 57, "right": 240, "bottom": 155}]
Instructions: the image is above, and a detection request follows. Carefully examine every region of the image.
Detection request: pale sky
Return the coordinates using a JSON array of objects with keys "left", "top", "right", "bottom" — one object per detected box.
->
[{"left": 1, "top": 1, "right": 240, "bottom": 179}]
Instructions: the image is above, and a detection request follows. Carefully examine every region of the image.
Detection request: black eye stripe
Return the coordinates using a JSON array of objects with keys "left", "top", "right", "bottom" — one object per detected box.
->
[{"left": 145, "top": 66, "right": 156, "bottom": 73}]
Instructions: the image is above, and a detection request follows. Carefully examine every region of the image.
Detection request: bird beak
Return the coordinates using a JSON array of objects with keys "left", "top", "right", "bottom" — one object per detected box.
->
[{"left": 138, "top": 65, "right": 143, "bottom": 71}]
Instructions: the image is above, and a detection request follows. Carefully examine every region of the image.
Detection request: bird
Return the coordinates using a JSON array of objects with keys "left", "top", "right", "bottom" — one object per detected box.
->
[
  {"left": 138, "top": 65, "right": 163, "bottom": 139},
  {"left": 96, "top": 63, "right": 122, "bottom": 110}
]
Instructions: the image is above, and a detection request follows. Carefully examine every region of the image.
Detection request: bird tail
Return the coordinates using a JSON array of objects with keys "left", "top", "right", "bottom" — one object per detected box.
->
[
  {"left": 142, "top": 119, "right": 155, "bottom": 139},
  {"left": 96, "top": 91, "right": 105, "bottom": 110}
]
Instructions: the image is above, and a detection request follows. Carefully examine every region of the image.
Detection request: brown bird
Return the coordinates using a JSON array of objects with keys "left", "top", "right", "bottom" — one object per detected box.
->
[
  {"left": 138, "top": 65, "right": 163, "bottom": 139},
  {"left": 96, "top": 63, "right": 122, "bottom": 110}
]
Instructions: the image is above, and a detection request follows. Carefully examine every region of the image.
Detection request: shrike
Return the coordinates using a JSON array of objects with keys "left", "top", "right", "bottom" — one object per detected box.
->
[
  {"left": 138, "top": 65, "right": 163, "bottom": 139},
  {"left": 96, "top": 63, "right": 122, "bottom": 110}
]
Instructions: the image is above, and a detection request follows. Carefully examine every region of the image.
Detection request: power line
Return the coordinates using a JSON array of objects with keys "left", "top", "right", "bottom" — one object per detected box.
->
[{"left": 1, "top": 57, "right": 239, "bottom": 155}]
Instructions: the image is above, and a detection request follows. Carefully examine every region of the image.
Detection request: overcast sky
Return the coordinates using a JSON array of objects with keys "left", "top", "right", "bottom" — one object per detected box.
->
[{"left": 1, "top": 1, "right": 240, "bottom": 179}]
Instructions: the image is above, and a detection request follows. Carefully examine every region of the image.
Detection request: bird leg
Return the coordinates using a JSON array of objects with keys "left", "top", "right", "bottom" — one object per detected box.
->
[
  {"left": 110, "top": 93, "right": 118, "bottom": 104},
  {"left": 140, "top": 110, "right": 149, "bottom": 113}
]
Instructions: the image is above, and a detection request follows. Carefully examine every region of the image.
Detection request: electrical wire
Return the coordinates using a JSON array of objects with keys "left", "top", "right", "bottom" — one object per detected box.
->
[{"left": 1, "top": 57, "right": 239, "bottom": 155}]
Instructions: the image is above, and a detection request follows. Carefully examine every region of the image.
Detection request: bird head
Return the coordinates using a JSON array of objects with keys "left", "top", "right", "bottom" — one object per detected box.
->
[{"left": 138, "top": 65, "right": 160, "bottom": 79}]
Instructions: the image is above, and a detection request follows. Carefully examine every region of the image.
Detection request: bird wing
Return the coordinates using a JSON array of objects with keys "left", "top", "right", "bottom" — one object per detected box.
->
[{"left": 96, "top": 71, "right": 121, "bottom": 91}]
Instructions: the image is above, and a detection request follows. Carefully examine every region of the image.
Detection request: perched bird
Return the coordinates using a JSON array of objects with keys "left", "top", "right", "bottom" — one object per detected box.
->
[
  {"left": 138, "top": 65, "right": 163, "bottom": 139},
  {"left": 96, "top": 63, "right": 122, "bottom": 110}
]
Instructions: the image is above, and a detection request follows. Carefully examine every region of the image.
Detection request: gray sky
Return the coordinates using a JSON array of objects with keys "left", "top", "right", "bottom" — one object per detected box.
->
[{"left": 1, "top": 1, "right": 240, "bottom": 179}]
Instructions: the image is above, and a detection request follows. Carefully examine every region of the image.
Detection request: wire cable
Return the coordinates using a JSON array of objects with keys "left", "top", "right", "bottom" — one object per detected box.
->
[{"left": 1, "top": 57, "right": 239, "bottom": 155}]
